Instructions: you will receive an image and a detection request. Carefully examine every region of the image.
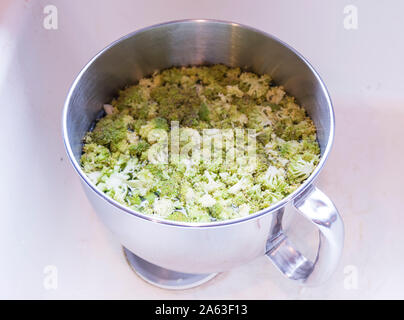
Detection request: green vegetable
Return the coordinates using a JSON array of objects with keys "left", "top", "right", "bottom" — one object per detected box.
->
[
  {"left": 81, "top": 65, "right": 320, "bottom": 222},
  {"left": 198, "top": 103, "right": 210, "bottom": 122}
]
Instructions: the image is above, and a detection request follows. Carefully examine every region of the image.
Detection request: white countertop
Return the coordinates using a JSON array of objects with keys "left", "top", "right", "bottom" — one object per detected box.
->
[{"left": 1, "top": 0, "right": 403, "bottom": 299}]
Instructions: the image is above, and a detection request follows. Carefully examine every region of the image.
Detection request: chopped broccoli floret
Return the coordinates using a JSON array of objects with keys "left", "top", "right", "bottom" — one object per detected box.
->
[
  {"left": 167, "top": 211, "right": 189, "bottom": 222},
  {"left": 198, "top": 103, "right": 210, "bottom": 122},
  {"left": 129, "top": 140, "right": 150, "bottom": 157},
  {"left": 81, "top": 65, "right": 320, "bottom": 223},
  {"left": 287, "top": 156, "right": 318, "bottom": 183},
  {"left": 89, "top": 115, "right": 129, "bottom": 148},
  {"left": 153, "top": 198, "right": 175, "bottom": 217}
]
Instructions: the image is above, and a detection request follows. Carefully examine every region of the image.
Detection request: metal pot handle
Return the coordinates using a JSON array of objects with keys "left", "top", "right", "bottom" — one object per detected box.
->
[{"left": 265, "top": 185, "right": 344, "bottom": 286}]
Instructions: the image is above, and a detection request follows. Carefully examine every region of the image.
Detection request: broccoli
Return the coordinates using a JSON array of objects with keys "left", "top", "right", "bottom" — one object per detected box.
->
[
  {"left": 80, "top": 65, "right": 321, "bottom": 223},
  {"left": 89, "top": 115, "right": 129, "bottom": 148},
  {"left": 198, "top": 103, "right": 210, "bottom": 122},
  {"left": 129, "top": 140, "right": 150, "bottom": 157},
  {"left": 287, "top": 156, "right": 318, "bottom": 183},
  {"left": 167, "top": 211, "right": 189, "bottom": 222},
  {"left": 139, "top": 117, "right": 168, "bottom": 139},
  {"left": 209, "top": 201, "right": 234, "bottom": 220},
  {"left": 240, "top": 72, "right": 270, "bottom": 98},
  {"left": 151, "top": 198, "right": 174, "bottom": 217}
]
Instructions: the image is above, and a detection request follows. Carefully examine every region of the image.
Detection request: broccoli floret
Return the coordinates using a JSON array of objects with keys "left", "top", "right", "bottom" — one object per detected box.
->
[
  {"left": 153, "top": 198, "right": 175, "bottom": 217},
  {"left": 180, "top": 183, "right": 198, "bottom": 204},
  {"left": 240, "top": 72, "right": 270, "bottom": 98},
  {"left": 186, "top": 206, "right": 211, "bottom": 222},
  {"left": 128, "top": 193, "right": 142, "bottom": 206},
  {"left": 256, "top": 126, "right": 273, "bottom": 145},
  {"left": 226, "top": 85, "right": 244, "bottom": 98},
  {"left": 167, "top": 211, "right": 189, "bottom": 222},
  {"left": 198, "top": 103, "right": 210, "bottom": 121},
  {"left": 278, "top": 140, "right": 302, "bottom": 159},
  {"left": 238, "top": 203, "right": 251, "bottom": 217},
  {"left": 139, "top": 117, "right": 168, "bottom": 139},
  {"left": 156, "top": 179, "right": 180, "bottom": 198},
  {"left": 287, "top": 156, "right": 317, "bottom": 183},
  {"left": 228, "top": 177, "right": 252, "bottom": 194},
  {"left": 129, "top": 140, "right": 150, "bottom": 157},
  {"left": 302, "top": 140, "right": 321, "bottom": 154},
  {"left": 127, "top": 169, "right": 155, "bottom": 196},
  {"left": 245, "top": 106, "right": 272, "bottom": 131},
  {"left": 257, "top": 166, "right": 287, "bottom": 193},
  {"left": 160, "top": 67, "right": 183, "bottom": 85},
  {"left": 101, "top": 172, "right": 130, "bottom": 203},
  {"left": 144, "top": 192, "right": 157, "bottom": 204},
  {"left": 266, "top": 86, "right": 285, "bottom": 104},
  {"left": 89, "top": 115, "right": 129, "bottom": 148},
  {"left": 198, "top": 194, "right": 216, "bottom": 207},
  {"left": 202, "top": 83, "right": 227, "bottom": 100},
  {"left": 81, "top": 143, "right": 112, "bottom": 172},
  {"left": 209, "top": 200, "right": 234, "bottom": 220},
  {"left": 112, "top": 86, "right": 147, "bottom": 110},
  {"left": 228, "top": 105, "right": 248, "bottom": 126}
]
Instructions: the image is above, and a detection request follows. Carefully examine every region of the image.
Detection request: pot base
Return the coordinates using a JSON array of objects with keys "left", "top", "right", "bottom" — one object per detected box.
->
[{"left": 123, "top": 247, "right": 218, "bottom": 290}]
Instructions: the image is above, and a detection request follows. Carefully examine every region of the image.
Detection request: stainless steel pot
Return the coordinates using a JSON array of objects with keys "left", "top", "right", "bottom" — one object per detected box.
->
[{"left": 63, "top": 19, "right": 344, "bottom": 288}]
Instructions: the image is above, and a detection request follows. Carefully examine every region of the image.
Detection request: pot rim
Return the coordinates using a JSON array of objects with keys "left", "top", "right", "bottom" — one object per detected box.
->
[{"left": 62, "top": 19, "right": 335, "bottom": 228}]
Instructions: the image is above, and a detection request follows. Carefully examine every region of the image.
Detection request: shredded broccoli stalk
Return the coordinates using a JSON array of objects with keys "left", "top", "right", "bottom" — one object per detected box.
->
[{"left": 81, "top": 65, "right": 320, "bottom": 222}]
